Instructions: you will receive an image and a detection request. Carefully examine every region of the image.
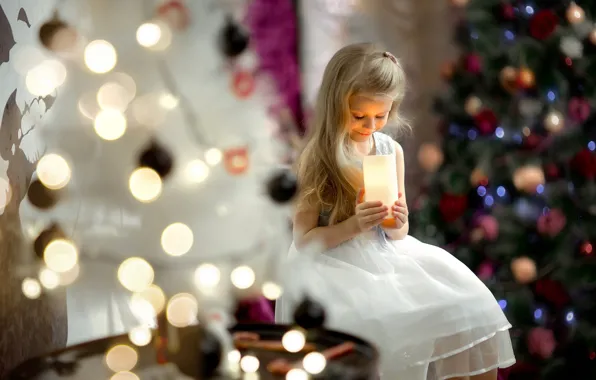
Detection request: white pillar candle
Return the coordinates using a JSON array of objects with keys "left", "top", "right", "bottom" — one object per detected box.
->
[{"left": 363, "top": 154, "right": 399, "bottom": 215}]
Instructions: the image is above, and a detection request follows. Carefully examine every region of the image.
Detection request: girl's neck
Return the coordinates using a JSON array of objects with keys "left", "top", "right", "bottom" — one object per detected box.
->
[{"left": 350, "top": 135, "right": 375, "bottom": 156}]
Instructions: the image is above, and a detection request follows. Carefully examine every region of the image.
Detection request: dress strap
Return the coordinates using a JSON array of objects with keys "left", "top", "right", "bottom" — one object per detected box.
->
[{"left": 373, "top": 132, "right": 395, "bottom": 155}]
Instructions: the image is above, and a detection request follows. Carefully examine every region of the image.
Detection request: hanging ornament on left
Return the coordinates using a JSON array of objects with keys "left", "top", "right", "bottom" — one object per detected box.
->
[
  {"left": 157, "top": 0, "right": 190, "bottom": 31},
  {"left": 219, "top": 16, "right": 249, "bottom": 58},
  {"left": 39, "top": 12, "right": 79, "bottom": 53}
]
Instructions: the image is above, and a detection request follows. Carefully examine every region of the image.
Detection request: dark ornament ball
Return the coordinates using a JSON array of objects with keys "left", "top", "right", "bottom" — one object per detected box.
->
[
  {"left": 267, "top": 169, "right": 298, "bottom": 203},
  {"left": 199, "top": 328, "right": 222, "bottom": 378},
  {"left": 34, "top": 223, "right": 66, "bottom": 260},
  {"left": 293, "top": 297, "right": 326, "bottom": 330},
  {"left": 27, "top": 179, "right": 60, "bottom": 209},
  {"left": 219, "top": 16, "right": 249, "bottom": 58},
  {"left": 138, "top": 140, "right": 174, "bottom": 178},
  {"left": 39, "top": 18, "right": 67, "bottom": 49}
]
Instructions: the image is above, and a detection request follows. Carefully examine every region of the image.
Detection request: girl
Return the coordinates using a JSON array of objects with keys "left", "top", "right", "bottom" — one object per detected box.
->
[{"left": 275, "top": 43, "right": 516, "bottom": 380}]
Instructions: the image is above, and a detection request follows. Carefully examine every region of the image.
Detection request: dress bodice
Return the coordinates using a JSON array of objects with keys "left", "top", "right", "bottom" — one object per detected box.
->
[{"left": 318, "top": 132, "right": 396, "bottom": 227}]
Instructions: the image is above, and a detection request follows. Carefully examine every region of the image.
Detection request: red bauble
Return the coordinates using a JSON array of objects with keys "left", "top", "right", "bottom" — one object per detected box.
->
[
  {"left": 570, "top": 149, "right": 596, "bottom": 178},
  {"left": 438, "top": 193, "right": 468, "bottom": 222},
  {"left": 463, "top": 53, "right": 482, "bottom": 74},
  {"left": 473, "top": 108, "right": 499, "bottom": 135},
  {"left": 501, "top": 3, "right": 515, "bottom": 20},
  {"left": 544, "top": 163, "right": 560, "bottom": 180},
  {"left": 568, "top": 97, "right": 591, "bottom": 123},
  {"left": 529, "top": 10, "right": 558, "bottom": 40},
  {"left": 580, "top": 241, "right": 593, "bottom": 256},
  {"left": 523, "top": 134, "right": 542, "bottom": 150},
  {"left": 224, "top": 147, "right": 249, "bottom": 175},
  {"left": 535, "top": 278, "right": 570, "bottom": 310}
]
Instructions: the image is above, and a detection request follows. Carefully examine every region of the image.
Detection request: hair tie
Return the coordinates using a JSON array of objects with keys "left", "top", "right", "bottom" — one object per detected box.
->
[{"left": 383, "top": 51, "right": 397, "bottom": 64}]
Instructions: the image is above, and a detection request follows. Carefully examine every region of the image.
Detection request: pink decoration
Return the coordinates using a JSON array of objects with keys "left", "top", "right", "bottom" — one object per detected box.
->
[
  {"left": 476, "top": 215, "right": 499, "bottom": 241},
  {"left": 245, "top": 0, "right": 303, "bottom": 131},
  {"left": 537, "top": 208, "right": 566, "bottom": 237},
  {"left": 568, "top": 96, "right": 591, "bottom": 123},
  {"left": 156, "top": 0, "right": 190, "bottom": 31},
  {"left": 476, "top": 261, "right": 494, "bottom": 281},
  {"left": 232, "top": 70, "right": 256, "bottom": 98},
  {"left": 527, "top": 327, "right": 556, "bottom": 359},
  {"left": 464, "top": 53, "right": 482, "bottom": 74}
]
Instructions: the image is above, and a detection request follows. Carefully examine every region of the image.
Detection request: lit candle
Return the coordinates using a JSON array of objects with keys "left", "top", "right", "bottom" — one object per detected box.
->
[{"left": 363, "top": 154, "right": 399, "bottom": 214}]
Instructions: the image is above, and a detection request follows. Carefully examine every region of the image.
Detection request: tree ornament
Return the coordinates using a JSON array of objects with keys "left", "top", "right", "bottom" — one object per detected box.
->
[
  {"left": 417, "top": 143, "right": 444, "bottom": 173},
  {"left": 138, "top": 140, "right": 174, "bottom": 178},
  {"left": 527, "top": 327, "right": 556, "bottom": 359},
  {"left": 579, "top": 241, "right": 593, "bottom": 255},
  {"left": 199, "top": 328, "right": 223, "bottom": 378},
  {"left": 224, "top": 147, "right": 249, "bottom": 175},
  {"left": 27, "top": 179, "right": 60, "bottom": 209},
  {"left": 499, "top": 3, "right": 516, "bottom": 21},
  {"left": 470, "top": 167, "right": 488, "bottom": 187},
  {"left": 589, "top": 28, "right": 596, "bottom": 45},
  {"left": 38, "top": 13, "right": 78, "bottom": 53},
  {"left": 473, "top": 108, "right": 499, "bottom": 135},
  {"left": 529, "top": 10, "right": 558, "bottom": 40},
  {"left": 438, "top": 193, "right": 468, "bottom": 222},
  {"left": 516, "top": 67, "right": 535, "bottom": 89},
  {"left": 231, "top": 70, "right": 255, "bottom": 98},
  {"left": 463, "top": 53, "right": 482, "bottom": 74},
  {"left": 440, "top": 61, "right": 456, "bottom": 81},
  {"left": 570, "top": 149, "right": 596, "bottom": 178},
  {"left": 560, "top": 36, "right": 583, "bottom": 59},
  {"left": 33, "top": 223, "right": 66, "bottom": 260},
  {"left": 266, "top": 169, "right": 298, "bottom": 203},
  {"left": 464, "top": 96, "right": 482, "bottom": 116},
  {"left": 513, "top": 166, "right": 545, "bottom": 193},
  {"left": 156, "top": 0, "right": 190, "bottom": 31},
  {"left": 568, "top": 97, "right": 591, "bottom": 124},
  {"left": 293, "top": 297, "right": 326, "bottom": 329},
  {"left": 544, "top": 110, "right": 565, "bottom": 133},
  {"left": 449, "top": 0, "right": 469, "bottom": 7},
  {"left": 511, "top": 256, "right": 537, "bottom": 284},
  {"left": 537, "top": 209, "right": 567, "bottom": 237},
  {"left": 499, "top": 66, "right": 518, "bottom": 93},
  {"left": 566, "top": 2, "right": 585, "bottom": 25},
  {"left": 219, "top": 16, "right": 249, "bottom": 58}
]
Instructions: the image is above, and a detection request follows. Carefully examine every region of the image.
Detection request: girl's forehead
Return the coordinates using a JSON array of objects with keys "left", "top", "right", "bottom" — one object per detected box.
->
[{"left": 349, "top": 94, "right": 393, "bottom": 111}]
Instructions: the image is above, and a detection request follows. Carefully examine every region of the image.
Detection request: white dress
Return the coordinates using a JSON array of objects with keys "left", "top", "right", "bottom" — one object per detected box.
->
[{"left": 275, "top": 132, "right": 516, "bottom": 380}]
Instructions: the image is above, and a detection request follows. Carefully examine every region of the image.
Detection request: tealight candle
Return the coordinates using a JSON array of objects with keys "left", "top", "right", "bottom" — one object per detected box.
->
[{"left": 363, "top": 154, "right": 399, "bottom": 214}]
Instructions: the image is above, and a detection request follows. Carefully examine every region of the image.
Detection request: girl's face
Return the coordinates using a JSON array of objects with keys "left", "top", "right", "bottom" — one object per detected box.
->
[{"left": 347, "top": 94, "right": 393, "bottom": 142}]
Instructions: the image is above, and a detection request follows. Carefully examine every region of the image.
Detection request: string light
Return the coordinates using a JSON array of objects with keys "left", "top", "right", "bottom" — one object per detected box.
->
[
  {"left": 105, "top": 345, "right": 138, "bottom": 372},
  {"left": 239, "top": 355, "right": 260, "bottom": 373},
  {"left": 161, "top": 223, "right": 194, "bottom": 256},
  {"left": 39, "top": 267, "right": 60, "bottom": 290},
  {"left": 136, "top": 22, "right": 163, "bottom": 48},
  {"left": 159, "top": 93, "right": 179, "bottom": 109},
  {"left": 286, "top": 368, "right": 308, "bottom": 380},
  {"left": 128, "top": 168, "right": 163, "bottom": 202},
  {"left": 25, "top": 59, "right": 67, "bottom": 96},
  {"left": 566, "top": 2, "right": 585, "bottom": 24},
  {"left": 262, "top": 281, "right": 283, "bottom": 300},
  {"left": 94, "top": 109, "right": 127, "bottom": 140},
  {"left": 110, "top": 371, "right": 139, "bottom": 380},
  {"left": 117, "top": 257, "right": 154, "bottom": 292},
  {"left": 58, "top": 264, "right": 80, "bottom": 286},
  {"left": 22, "top": 277, "right": 42, "bottom": 299},
  {"left": 185, "top": 159, "right": 210, "bottom": 184},
  {"left": 131, "top": 284, "right": 166, "bottom": 316},
  {"left": 44, "top": 238, "right": 78, "bottom": 273},
  {"left": 85, "top": 40, "right": 117, "bottom": 73},
  {"left": 303, "top": 352, "right": 327, "bottom": 374},
  {"left": 37, "top": 153, "right": 71, "bottom": 190},
  {"left": 205, "top": 148, "right": 223, "bottom": 166},
  {"left": 230, "top": 265, "right": 255, "bottom": 289},
  {"left": 128, "top": 326, "right": 152, "bottom": 347},
  {"left": 194, "top": 263, "right": 221, "bottom": 290},
  {"left": 281, "top": 329, "right": 306, "bottom": 353},
  {"left": 166, "top": 293, "right": 199, "bottom": 328},
  {"left": 97, "top": 82, "right": 132, "bottom": 112}
]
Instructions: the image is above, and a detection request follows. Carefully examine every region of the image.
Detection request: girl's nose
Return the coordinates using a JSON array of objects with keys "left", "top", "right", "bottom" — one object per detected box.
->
[{"left": 364, "top": 118, "right": 375, "bottom": 130}]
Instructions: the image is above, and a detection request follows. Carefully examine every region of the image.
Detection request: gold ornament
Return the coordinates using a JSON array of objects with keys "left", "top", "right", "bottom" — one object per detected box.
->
[
  {"left": 499, "top": 66, "right": 518, "bottom": 93},
  {"left": 566, "top": 2, "right": 585, "bottom": 24},
  {"left": 544, "top": 110, "right": 565, "bottom": 133},
  {"left": 417, "top": 143, "right": 444, "bottom": 173},
  {"left": 470, "top": 167, "right": 488, "bottom": 186},
  {"left": 513, "top": 166, "right": 545, "bottom": 193},
  {"left": 589, "top": 28, "right": 596, "bottom": 45},
  {"left": 449, "top": 0, "right": 469, "bottom": 7},
  {"left": 464, "top": 96, "right": 483, "bottom": 116},
  {"left": 39, "top": 15, "right": 79, "bottom": 53},
  {"left": 511, "top": 257, "right": 537, "bottom": 284},
  {"left": 517, "top": 67, "right": 535, "bottom": 89}
]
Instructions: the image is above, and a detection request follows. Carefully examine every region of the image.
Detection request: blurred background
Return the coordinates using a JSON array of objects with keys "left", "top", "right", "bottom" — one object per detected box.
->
[{"left": 1, "top": 0, "right": 595, "bottom": 379}]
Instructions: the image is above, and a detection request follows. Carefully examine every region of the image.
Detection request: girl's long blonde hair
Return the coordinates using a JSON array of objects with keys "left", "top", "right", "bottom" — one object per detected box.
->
[{"left": 296, "top": 43, "right": 408, "bottom": 225}]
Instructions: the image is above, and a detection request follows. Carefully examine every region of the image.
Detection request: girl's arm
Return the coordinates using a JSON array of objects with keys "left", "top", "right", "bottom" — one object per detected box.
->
[
  {"left": 293, "top": 207, "right": 360, "bottom": 251},
  {"left": 383, "top": 141, "right": 409, "bottom": 241}
]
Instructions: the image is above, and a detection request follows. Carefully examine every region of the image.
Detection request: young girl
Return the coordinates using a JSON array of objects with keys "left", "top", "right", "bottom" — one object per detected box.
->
[{"left": 275, "top": 43, "right": 516, "bottom": 380}]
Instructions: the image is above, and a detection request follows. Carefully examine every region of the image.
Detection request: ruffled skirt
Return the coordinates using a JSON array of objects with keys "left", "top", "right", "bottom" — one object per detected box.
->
[{"left": 275, "top": 233, "right": 516, "bottom": 379}]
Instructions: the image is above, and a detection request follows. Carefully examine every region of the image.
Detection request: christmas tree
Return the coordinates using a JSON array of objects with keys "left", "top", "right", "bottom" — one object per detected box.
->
[
  {"left": 411, "top": 1, "right": 596, "bottom": 378},
  {"left": 10, "top": 0, "right": 297, "bottom": 376}
]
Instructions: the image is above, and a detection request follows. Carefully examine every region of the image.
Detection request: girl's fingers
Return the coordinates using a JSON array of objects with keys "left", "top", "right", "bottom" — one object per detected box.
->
[
  {"left": 361, "top": 206, "right": 388, "bottom": 216},
  {"left": 392, "top": 206, "right": 408, "bottom": 215},
  {"left": 363, "top": 211, "right": 388, "bottom": 224}
]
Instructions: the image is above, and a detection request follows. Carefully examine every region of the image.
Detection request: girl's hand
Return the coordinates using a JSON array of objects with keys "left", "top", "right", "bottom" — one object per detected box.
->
[
  {"left": 388, "top": 192, "right": 408, "bottom": 229},
  {"left": 352, "top": 189, "right": 389, "bottom": 233}
]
